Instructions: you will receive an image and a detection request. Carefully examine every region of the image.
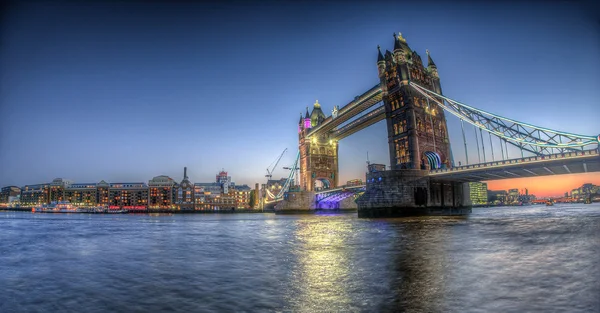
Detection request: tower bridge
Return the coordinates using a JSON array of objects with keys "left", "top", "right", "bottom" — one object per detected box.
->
[{"left": 274, "top": 32, "right": 600, "bottom": 216}]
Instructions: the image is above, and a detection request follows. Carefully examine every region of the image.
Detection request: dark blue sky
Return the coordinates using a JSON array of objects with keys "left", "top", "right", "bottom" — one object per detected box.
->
[{"left": 1, "top": 1, "right": 599, "bottom": 187}]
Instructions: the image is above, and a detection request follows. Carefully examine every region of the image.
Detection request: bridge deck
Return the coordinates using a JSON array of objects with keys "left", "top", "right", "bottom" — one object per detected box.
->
[{"left": 430, "top": 149, "right": 600, "bottom": 182}]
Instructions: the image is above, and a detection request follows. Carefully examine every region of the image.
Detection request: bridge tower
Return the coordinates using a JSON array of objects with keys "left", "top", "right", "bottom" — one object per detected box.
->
[
  {"left": 298, "top": 101, "right": 339, "bottom": 191},
  {"left": 357, "top": 33, "right": 470, "bottom": 217},
  {"left": 378, "top": 33, "right": 451, "bottom": 171}
]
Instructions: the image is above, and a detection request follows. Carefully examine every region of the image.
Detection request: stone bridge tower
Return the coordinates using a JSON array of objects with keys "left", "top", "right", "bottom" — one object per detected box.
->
[
  {"left": 378, "top": 33, "right": 452, "bottom": 171},
  {"left": 298, "top": 101, "right": 339, "bottom": 192}
]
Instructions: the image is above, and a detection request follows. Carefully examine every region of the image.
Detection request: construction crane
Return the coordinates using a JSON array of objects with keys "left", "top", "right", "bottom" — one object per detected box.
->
[{"left": 266, "top": 148, "right": 287, "bottom": 181}]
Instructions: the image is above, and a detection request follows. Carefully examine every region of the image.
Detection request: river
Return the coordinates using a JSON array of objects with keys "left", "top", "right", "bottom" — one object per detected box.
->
[{"left": 1, "top": 204, "right": 599, "bottom": 312}]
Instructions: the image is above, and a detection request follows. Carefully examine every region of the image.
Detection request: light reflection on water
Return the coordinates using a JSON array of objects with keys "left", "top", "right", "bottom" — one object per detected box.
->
[{"left": 0, "top": 204, "right": 599, "bottom": 312}]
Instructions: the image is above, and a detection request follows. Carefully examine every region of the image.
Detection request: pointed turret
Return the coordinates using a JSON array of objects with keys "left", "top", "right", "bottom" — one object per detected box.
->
[
  {"left": 304, "top": 107, "right": 312, "bottom": 129},
  {"left": 426, "top": 49, "right": 436, "bottom": 68},
  {"left": 426, "top": 49, "right": 439, "bottom": 79},
  {"left": 392, "top": 32, "right": 411, "bottom": 64},
  {"left": 377, "top": 45, "right": 386, "bottom": 78},
  {"left": 377, "top": 45, "right": 384, "bottom": 63},
  {"left": 310, "top": 100, "right": 326, "bottom": 128},
  {"left": 393, "top": 33, "right": 400, "bottom": 50},
  {"left": 393, "top": 32, "right": 409, "bottom": 51}
]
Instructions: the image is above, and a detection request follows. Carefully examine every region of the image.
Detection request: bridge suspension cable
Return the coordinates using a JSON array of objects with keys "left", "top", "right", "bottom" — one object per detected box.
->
[{"left": 410, "top": 82, "right": 598, "bottom": 156}]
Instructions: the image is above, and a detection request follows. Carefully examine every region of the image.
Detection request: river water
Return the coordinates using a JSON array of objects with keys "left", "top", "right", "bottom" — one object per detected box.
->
[{"left": 1, "top": 204, "right": 599, "bottom": 312}]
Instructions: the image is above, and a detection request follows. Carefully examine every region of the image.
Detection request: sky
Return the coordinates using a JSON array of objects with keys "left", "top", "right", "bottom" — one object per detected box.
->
[{"left": 1, "top": 0, "right": 599, "bottom": 197}]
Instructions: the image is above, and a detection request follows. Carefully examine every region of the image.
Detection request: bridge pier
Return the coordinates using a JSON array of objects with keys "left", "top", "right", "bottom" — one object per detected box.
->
[
  {"left": 274, "top": 191, "right": 316, "bottom": 214},
  {"left": 356, "top": 169, "right": 471, "bottom": 218},
  {"left": 275, "top": 189, "right": 360, "bottom": 214}
]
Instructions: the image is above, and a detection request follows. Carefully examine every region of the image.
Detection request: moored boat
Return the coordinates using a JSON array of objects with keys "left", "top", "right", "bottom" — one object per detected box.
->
[{"left": 32, "top": 201, "right": 79, "bottom": 213}]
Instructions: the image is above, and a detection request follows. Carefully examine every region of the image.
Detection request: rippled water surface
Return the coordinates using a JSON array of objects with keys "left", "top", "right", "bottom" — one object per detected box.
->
[{"left": 1, "top": 204, "right": 599, "bottom": 312}]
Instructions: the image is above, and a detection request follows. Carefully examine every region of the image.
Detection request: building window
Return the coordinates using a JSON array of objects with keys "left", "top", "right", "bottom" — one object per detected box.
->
[
  {"left": 438, "top": 121, "right": 446, "bottom": 137},
  {"left": 416, "top": 117, "right": 424, "bottom": 132},
  {"left": 394, "top": 119, "right": 407, "bottom": 135},
  {"left": 395, "top": 139, "right": 410, "bottom": 165},
  {"left": 413, "top": 97, "right": 421, "bottom": 107}
]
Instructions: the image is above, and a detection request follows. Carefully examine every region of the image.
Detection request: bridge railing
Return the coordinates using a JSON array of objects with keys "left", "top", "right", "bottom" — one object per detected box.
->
[{"left": 430, "top": 148, "right": 599, "bottom": 174}]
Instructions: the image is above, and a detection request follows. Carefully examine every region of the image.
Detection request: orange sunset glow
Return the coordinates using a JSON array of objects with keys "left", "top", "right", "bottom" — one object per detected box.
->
[{"left": 486, "top": 173, "right": 600, "bottom": 198}]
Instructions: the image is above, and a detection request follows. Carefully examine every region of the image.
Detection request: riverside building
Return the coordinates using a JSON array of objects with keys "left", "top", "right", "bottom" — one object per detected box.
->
[
  {"left": 97, "top": 180, "right": 110, "bottom": 206},
  {"left": 20, "top": 184, "right": 49, "bottom": 206},
  {"left": 3, "top": 168, "right": 259, "bottom": 211},
  {"left": 508, "top": 188, "right": 520, "bottom": 203},
  {"left": 193, "top": 183, "right": 236, "bottom": 210},
  {"left": 109, "top": 183, "right": 148, "bottom": 208},
  {"left": 49, "top": 178, "right": 73, "bottom": 203},
  {"left": 64, "top": 183, "right": 98, "bottom": 207},
  {"left": 0, "top": 186, "right": 21, "bottom": 204},
  {"left": 234, "top": 185, "right": 252, "bottom": 209},
  {"left": 148, "top": 175, "right": 176, "bottom": 209},
  {"left": 174, "top": 167, "right": 194, "bottom": 211}
]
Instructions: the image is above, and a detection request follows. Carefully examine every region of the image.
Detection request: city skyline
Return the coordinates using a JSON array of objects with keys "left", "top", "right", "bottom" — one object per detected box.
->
[{"left": 1, "top": 1, "right": 599, "bottom": 196}]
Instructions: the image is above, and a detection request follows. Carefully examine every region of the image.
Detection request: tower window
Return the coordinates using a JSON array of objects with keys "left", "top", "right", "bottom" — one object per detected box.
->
[
  {"left": 394, "top": 119, "right": 407, "bottom": 135},
  {"left": 395, "top": 139, "right": 410, "bottom": 165}
]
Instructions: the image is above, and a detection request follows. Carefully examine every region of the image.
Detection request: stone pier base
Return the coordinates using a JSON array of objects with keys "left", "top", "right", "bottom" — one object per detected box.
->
[
  {"left": 358, "top": 206, "right": 471, "bottom": 218},
  {"left": 356, "top": 169, "right": 472, "bottom": 218},
  {"left": 274, "top": 191, "right": 316, "bottom": 214}
]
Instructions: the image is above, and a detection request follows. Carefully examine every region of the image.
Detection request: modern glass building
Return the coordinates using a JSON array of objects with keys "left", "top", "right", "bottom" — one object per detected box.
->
[{"left": 469, "top": 182, "right": 488, "bottom": 205}]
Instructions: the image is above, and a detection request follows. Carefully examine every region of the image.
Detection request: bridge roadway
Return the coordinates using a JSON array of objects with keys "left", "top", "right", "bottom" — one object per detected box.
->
[{"left": 429, "top": 148, "right": 600, "bottom": 182}]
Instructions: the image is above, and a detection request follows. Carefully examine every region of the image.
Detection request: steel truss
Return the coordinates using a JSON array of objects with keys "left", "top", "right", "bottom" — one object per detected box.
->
[{"left": 410, "top": 82, "right": 598, "bottom": 156}]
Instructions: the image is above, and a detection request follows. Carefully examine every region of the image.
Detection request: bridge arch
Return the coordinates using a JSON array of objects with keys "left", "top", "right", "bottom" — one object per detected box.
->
[
  {"left": 314, "top": 177, "right": 331, "bottom": 191},
  {"left": 424, "top": 151, "right": 442, "bottom": 170}
]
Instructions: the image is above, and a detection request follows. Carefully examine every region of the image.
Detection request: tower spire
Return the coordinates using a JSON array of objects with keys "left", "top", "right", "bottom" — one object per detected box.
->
[
  {"left": 393, "top": 32, "right": 401, "bottom": 50},
  {"left": 377, "top": 45, "right": 384, "bottom": 62},
  {"left": 426, "top": 49, "right": 436, "bottom": 68},
  {"left": 397, "top": 32, "right": 406, "bottom": 43}
]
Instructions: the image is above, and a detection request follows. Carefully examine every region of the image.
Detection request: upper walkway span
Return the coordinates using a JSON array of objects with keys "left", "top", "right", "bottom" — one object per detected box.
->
[{"left": 307, "top": 84, "right": 382, "bottom": 137}]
